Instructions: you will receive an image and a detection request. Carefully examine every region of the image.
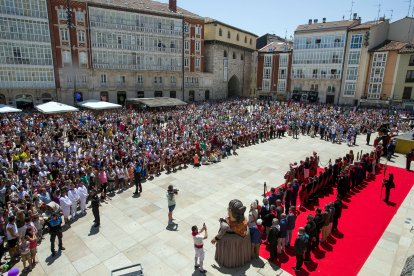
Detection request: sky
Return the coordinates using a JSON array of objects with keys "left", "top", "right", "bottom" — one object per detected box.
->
[{"left": 160, "top": 0, "right": 409, "bottom": 38}]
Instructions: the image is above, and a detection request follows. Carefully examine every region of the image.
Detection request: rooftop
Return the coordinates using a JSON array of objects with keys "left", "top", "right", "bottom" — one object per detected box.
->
[
  {"left": 399, "top": 43, "right": 414, "bottom": 54},
  {"left": 371, "top": 40, "right": 408, "bottom": 52},
  {"left": 205, "top": 17, "right": 258, "bottom": 38},
  {"left": 296, "top": 19, "right": 359, "bottom": 33},
  {"left": 258, "top": 41, "right": 293, "bottom": 53},
  {"left": 88, "top": 0, "right": 202, "bottom": 19},
  {"left": 350, "top": 19, "right": 387, "bottom": 30}
]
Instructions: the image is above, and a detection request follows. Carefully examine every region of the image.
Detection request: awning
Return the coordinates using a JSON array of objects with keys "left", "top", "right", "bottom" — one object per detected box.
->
[
  {"left": 35, "top": 101, "right": 78, "bottom": 114},
  {"left": 127, "top": 97, "right": 187, "bottom": 107},
  {"left": 78, "top": 100, "right": 122, "bottom": 110},
  {"left": 0, "top": 104, "right": 22, "bottom": 113}
]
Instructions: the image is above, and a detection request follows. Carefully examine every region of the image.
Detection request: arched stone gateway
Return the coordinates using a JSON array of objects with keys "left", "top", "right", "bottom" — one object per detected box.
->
[{"left": 228, "top": 75, "right": 241, "bottom": 98}]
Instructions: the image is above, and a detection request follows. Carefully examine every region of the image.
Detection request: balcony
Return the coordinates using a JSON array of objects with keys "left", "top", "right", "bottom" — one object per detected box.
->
[{"left": 185, "top": 83, "right": 199, "bottom": 88}]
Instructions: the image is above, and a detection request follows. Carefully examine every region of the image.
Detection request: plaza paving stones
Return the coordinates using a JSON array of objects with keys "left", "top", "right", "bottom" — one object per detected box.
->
[{"left": 11, "top": 134, "right": 413, "bottom": 275}]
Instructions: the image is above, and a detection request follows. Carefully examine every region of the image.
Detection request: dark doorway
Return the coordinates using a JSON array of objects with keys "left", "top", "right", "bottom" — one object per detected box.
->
[
  {"left": 205, "top": 90, "right": 210, "bottom": 101},
  {"left": 326, "top": 94, "right": 335, "bottom": 104},
  {"left": 137, "top": 91, "right": 144, "bottom": 98},
  {"left": 0, "top": 94, "right": 6, "bottom": 104},
  {"left": 100, "top": 91, "right": 109, "bottom": 101},
  {"left": 117, "top": 91, "right": 126, "bottom": 106},
  {"left": 155, "top": 91, "right": 163, "bottom": 97},
  {"left": 189, "top": 90, "right": 195, "bottom": 102},
  {"left": 403, "top": 87, "right": 412, "bottom": 100},
  {"left": 15, "top": 94, "right": 34, "bottom": 109},
  {"left": 170, "top": 91, "right": 176, "bottom": 98},
  {"left": 228, "top": 75, "right": 240, "bottom": 98}
]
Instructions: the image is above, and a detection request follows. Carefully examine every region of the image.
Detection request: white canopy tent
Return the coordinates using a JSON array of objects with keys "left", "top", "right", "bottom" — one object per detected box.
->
[
  {"left": 0, "top": 104, "right": 22, "bottom": 113},
  {"left": 78, "top": 100, "right": 122, "bottom": 110},
  {"left": 35, "top": 101, "right": 78, "bottom": 114}
]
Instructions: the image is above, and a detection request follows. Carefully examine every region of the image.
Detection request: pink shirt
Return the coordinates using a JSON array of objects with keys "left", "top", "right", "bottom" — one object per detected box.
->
[{"left": 98, "top": 171, "right": 107, "bottom": 184}]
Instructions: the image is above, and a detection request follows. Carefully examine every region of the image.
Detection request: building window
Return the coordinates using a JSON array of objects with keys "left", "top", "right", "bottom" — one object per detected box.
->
[
  {"left": 232, "top": 52, "right": 236, "bottom": 59},
  {"left": 368, "top": 83, "right": 381, "bottom": 98},
  {"left": 409, "top": 55, "right": 414, "bottom": 66},
  {"left": 250, "top": 38, "right": 252, "bottom": 45},
  {"left": 348, "top": 51, "right": 360, "bottom": 65},
  {"left": 279, "top": 68, "right": 286, "bottom": 79},
  {"left": 195, "top": 26, "right": 202, "bottom": 36},
  {"left": 327, "top": 86, "right": 335, "bottom": 93},
  {"left": 346, "top": 67, "right": 358, "bottom": 81},
  {"left": 241, "top": 54, "right": 244, "bottom": 61},
  {"left": 195, "top": 41, "right": 200, "bottom": 51},
  {"left": 120, "top": 76, "right": 126, "bottom": 83},
  {"left": 195, "top": 58, "right": 200, "bottom": 69},
  {"left": 137, "top": 75, "right": 143, "bottom": 84},
  {"left": 77, "top": 31, "right": 85, "bottom": 43},
  {"left": 264, "top": 55, "right": 272, "bottom": 67},
  {"left": 63, "top": 50, "right": 71, "bottom": 64},
  {"left": 406, "top": 70, "right": 414, "bottom": 82},
  {"left": 76, "top": 11, "right": 84, "bottom": 22},
  {"left": 262, "top": 80, "right": 271, "bottom": 91},
  {"left": 79, "top": 52, "right": 87, "bottom": 64},
  {"left": 170, "top": 76, "right": 176, "bottom": 83},
  {"left": 101, "top": 74, "right": 107, "bottom": 83},
  {"left": 227, "top": 31, "right": 231, "bottom": 39},
  {"left": 279, "top": 54, "right": 288, "bottom": 67},
  {"left": 184, "top": 23, "right": 189, "bottom": 33},
  {"left": 219, "top": 28, "right": 222, "bottom": 36},
  {"left": 350, "top": 34, "right": 363, "bottom": 49},
  {"left": 310, "top": 84, "right": 319, "bottom": 91},
  {"left": 344, "top": 83, "right": 356, "bottom": 96},
  {"left": 277, "top": 80, "right": 286, "bottom": 92},
  {"left": 184, "top": 58, "right": 189, "bottom": 68},
  {"left": 184, "top": 40, "right": 189, "bottom": 50},
  {"left": 370, "top": 68, "right": 385, "bottom": 83},
  {"left": 373, "top": 52, "right": 387, "bottom": 67},
  {"left": 245, "top": 36, "right": 247, "bottom": 43},
  {"left": 263, "top": 68, "right": 271, "bottom": 79},
  {"left": 224, "top": 50, "right": 227, "bottom": 58},
  {"left": 60, "top": 29, "right": 69, "bottom": 41},
  {"left": 236, "top": 34, "right": 239, "bottom": 41},
  {"left": 58, "top": 9, "right": 66, "bottom": 20}
]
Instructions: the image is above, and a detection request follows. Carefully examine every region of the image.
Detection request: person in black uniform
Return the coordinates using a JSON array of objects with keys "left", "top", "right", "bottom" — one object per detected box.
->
[
  {"left": 407, "top": 149, "right": 414, "bottom": 171},
  {"left": 47, "top": 213, "right": 65, "bottom": 256},
  {"left": 91, "top": 189, "right": 101, "bottom": 227},
  {"left": 383, "top": 174, "right": 395, "bottom": 203}
]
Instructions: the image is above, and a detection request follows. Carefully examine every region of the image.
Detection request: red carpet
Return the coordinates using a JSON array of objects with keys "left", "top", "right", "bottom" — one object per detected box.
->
[{"left": 259, "top": 165, "right": 414, "bottom": 276}]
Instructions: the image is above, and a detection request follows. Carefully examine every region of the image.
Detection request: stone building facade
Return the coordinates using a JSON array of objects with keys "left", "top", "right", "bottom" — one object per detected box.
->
[{"left": 204, "top": 19, "right": 257, "bottom": 99}]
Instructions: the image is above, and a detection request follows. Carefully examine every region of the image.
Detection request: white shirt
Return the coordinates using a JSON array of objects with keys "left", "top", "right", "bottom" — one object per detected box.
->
[{"left": 76, "top": 185, "right": 88, "bottom": 199}]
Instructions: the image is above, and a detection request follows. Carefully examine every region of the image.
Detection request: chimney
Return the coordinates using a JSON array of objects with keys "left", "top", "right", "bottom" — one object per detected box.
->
[
  {"left": 323, "top": 17, "right": 326, "bottom": 23},
  {"left": 314, "top": 19, "right": 318, "bottom": 24},
  {"left": 353, "top": 13, "right": 357, "bottom": 20},
  {"left": 169, "top": 0, "right": 177, "bottom": 12},
  {"left": 308, "top": 19, "right": 312, "bottom": 25}
]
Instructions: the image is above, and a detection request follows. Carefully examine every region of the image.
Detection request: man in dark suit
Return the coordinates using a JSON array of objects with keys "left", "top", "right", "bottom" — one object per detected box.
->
[{"left": 293, "top": 227, "right": 308, "bottom": 271}]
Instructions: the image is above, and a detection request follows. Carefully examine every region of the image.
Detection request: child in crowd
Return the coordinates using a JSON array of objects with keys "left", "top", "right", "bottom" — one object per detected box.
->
[
  {"left": 19, "top": 236, "right": 32, "bottom": 270},
  {"left": 25, "top": 228, "right": 38, "bottom": 268}
]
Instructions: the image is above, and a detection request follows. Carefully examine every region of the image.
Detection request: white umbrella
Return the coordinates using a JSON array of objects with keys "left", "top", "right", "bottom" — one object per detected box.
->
[
  {"left": 78, "top": 100, "right": 122, "bottom": 110},
  {"left": 35, "top": 101, "right": 78, "bottom": 114},
  {"left": 0, "top": 104, "right": 22, "bottom": 113}
]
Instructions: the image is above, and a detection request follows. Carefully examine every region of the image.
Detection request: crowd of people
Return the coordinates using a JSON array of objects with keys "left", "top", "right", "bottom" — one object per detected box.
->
[
  {"left": 246, "top": 145, "right": 386, "bottom": 272},
  {"left": 0, "top": 99, "right": 411, "bottom": 272}
]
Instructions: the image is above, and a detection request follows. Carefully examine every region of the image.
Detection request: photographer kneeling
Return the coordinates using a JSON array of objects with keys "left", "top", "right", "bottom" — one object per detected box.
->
[{"left": 167, "top": 185, "right": 178, "bottom": 224}]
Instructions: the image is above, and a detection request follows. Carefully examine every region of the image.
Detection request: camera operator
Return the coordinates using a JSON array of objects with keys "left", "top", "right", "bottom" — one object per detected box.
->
[{"left": 167, "top": 185, "right": 178, "bottom": 224}]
